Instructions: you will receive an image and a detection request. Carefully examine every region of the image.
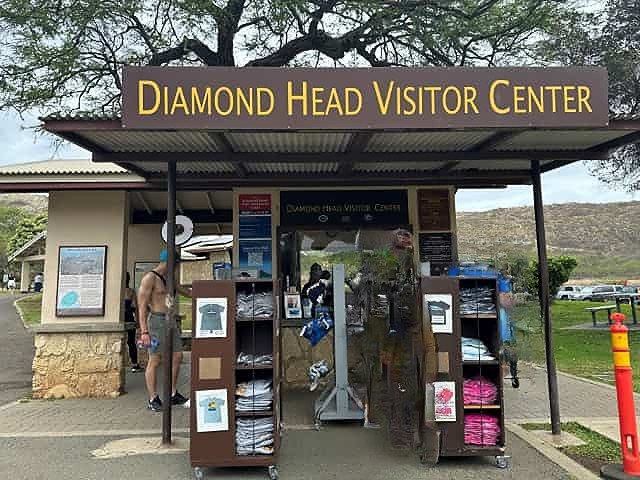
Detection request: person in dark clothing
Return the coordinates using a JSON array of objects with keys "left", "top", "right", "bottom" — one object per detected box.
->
[
  {"left": 124, "top": 272, "right": 143, "bottom": 372},
  {"left": 301, "top": 263, "right": 323, "bottom": 297}
]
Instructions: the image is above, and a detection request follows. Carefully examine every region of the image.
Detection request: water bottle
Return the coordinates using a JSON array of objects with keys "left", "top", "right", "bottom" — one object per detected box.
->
[{"left": 137, "top": 336, "right": 160, "bottom": 353}]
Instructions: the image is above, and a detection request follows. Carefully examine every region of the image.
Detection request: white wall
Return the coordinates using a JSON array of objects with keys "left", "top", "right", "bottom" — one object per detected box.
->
[{"left": 42, "top": 190, "right": 128, "bottom": 324}]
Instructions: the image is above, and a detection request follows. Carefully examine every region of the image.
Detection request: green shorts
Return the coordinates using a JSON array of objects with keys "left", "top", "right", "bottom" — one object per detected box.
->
[{"left": 147, "top": 312, "right": 183, "bottom": 355}]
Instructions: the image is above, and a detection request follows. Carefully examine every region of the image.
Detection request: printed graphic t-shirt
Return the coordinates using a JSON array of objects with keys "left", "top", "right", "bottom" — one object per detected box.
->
[
  {"left": 199, "top": 396, "right": 226, "bottom": 424},
  {"left": 199, "top": 304, "right": 225, "bottom": 331}
]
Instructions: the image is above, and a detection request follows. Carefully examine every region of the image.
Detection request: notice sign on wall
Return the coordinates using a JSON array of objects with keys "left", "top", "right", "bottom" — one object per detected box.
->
[
  {"left": 238, "top": 194, "right": 273, "bottom": 278},
  {"left": 419, "top": 232, "right": 453, "bottom": 264},
  {"left": 418, "top": 189, "right": 451, "bottom": 231},
  {"left": 280, "top": 189, "right": 408, "bottom": 226},
  {"left": 56, "top": 246, "right": 107, "bottom": 317},
  {"left": 122, "top": 66, "right": 608, "bottom": 130}
]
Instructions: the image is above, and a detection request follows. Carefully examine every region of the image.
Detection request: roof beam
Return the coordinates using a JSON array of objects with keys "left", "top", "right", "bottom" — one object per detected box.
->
[
  {"left": 132, "top": 209, "right": 232, "bottom": 224},
  {"left": 204, "top": 192, "right": 216, "bottom": 214},
  {"left": 135, "top": 192, "right": 153, "bottom": 215},
  {"left": 470, "top": 131, "right": 519, "bottom": 151},
  {"left": 115, "top": 161, "right": 150, "bottom": 179},
  {"left": 434, "top": 161, "right": 461, "bottom": 173},
  {"left": 587, "top": 130, "right": 640, "bottom": 152},
  {"left": 540, "top": 160, "right": 576, "bottom": 173},
  {"left": 340, "top": 132, "right": 374, "bottom": 176},
  {"left": 56, "top": 132, "right": 108, "bottom": 154},
  {"left": 93, "top": 149, "right": 608, "bottom": 164},
  {"left": 208, "top": 132, "right": 247, "bottom": 178}
]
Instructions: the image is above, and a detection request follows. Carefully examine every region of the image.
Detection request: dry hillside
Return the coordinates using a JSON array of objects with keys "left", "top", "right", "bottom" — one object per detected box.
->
[
  {"left": 457, "top": 201, "right": 640, "bottom": 279},
  {"left": 0, "top": 193, "right": 48, "bottom": 214}
]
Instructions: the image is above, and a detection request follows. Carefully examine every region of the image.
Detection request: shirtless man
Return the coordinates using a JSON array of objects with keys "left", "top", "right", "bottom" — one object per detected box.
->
[{"left": 137, "top": 249, "right": 192, "bottom": 412}]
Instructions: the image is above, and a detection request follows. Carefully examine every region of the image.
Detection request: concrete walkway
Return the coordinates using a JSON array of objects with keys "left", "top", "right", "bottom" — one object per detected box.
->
[{"left": 0, "top": 294, "right": 34, "bottom": 406}]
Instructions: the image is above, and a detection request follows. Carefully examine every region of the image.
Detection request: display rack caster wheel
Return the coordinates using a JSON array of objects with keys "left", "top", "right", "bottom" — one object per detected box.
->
[
  {"left": 314, "top": 421, "right": 321, "bottom": 431},
  {"left": 511, "top": 378, "right": 520, "bottom": 389},
  {"left": 495, "top": 455, "right": 510, "bottom": 469},
  {"left": 193, "top": 467, "right": 205, "bottom": 480},
  {"left": 268, "top": 465, "right": 279, "bottom": 480}
]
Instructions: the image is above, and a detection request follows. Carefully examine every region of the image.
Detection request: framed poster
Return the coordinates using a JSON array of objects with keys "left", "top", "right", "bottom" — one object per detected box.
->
[
  {"left": 134, "top": 261, "right": 156, "bottom": 290},
  {"left": 434, "top": 381, "right": 457, "bottom": 422},
  {"left": 424, "top": 294, "right": 453, "bottom": 334},
  {"left": 284, "top": 293, "right": 302, "bottom": 319},
  {"left": 195, "top": 389, "right": 229, "bottom": 432},
  {"left": 418, "top": 189, "right": 451, "bottom": 231},
  {"left": 56, "top": 246, "right": 107, "bottom": 317},
  {"left": 195, "top": 298, "right": 228, "bottom": 338},
  {"left": 238, "top": 239, "right": 272, "bottom": 277}
]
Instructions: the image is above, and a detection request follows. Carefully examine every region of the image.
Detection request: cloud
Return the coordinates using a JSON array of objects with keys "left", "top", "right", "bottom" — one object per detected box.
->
[{"left": 456, "top": 162, "right": 636, "bottom": 211}]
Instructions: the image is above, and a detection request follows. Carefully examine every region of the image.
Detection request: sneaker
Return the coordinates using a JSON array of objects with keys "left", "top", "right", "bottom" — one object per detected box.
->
[
  {"left": 148, "top": 396, "right": 162, "bottom": 412},
  {"left": 131, "top": 364, "right": 144, "bottom": 373},
  {"left": 171, "top": 391, "right": 189, "bottom": 405}
]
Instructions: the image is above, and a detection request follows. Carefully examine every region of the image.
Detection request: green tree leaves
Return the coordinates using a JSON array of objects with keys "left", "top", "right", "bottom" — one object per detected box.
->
[
  {"left": 7, "top": 213, "right": 47, "bottom": 258},
  {"left": 524, "top": 255, "right": 578, "bottom": 298}
]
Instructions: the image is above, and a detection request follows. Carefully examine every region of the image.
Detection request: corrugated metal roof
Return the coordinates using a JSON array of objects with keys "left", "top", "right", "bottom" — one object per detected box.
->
[
  {"left": 354, "top": 161, "right": 447, "bottom": 173},
  {"left": 81, "top": 131, "right": 221, "bottom": 152},
  {"left": 0, "top": 159, "right": 128, "bottom": 175},
  {"left": 8, "top": 230, "right": 46, "bottom": 262},
  {"left": 365, "top": 131, "right": 494, "bottom": 152},
  {"left": 245, "top": 162, "right": 339, "bottom": 174},
  {"left": 39, "top": 112, "right": 119, "bottom": 121},
  {"left": 494, "top": 130, "right": 629, "bottom": 151},
  {"left": 226, "top": 132, "right": 352, "bottom": 152}
]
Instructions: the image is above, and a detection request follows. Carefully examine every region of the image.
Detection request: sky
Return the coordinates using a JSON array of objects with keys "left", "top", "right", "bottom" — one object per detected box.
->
[{"left": 0, "top": 109, "right": 636, "bottom": 212}]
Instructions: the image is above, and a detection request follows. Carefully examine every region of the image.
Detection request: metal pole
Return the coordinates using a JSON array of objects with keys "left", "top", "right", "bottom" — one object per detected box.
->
[
  {"left": 162, "top": 160, "right": 177, "bottom": 445},
  {"left": 532, "top": 160, "right": 561, "bottom": 435}
]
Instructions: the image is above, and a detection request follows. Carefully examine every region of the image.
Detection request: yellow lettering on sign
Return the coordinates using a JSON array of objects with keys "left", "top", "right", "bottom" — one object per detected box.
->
[
  {"left": 513, "top": 86, "right": 526, "bottom": 114},
  {"left": 191, "top": 87, "right": 212, "bottom": 115},
  {"left": 372, "top": 81, "right": 394, "bottom": 115},
  {"left": 463, "top": 86, "right": 479, "bottom": 114},
  {"left": 528, "top": 86, "right": 544, "bottom": 113},
  {"left": 288, "top": 81, "right": 308, "bottom": 116},
  {"left": 344, "top": 88, "right": 362, "bottom": 115},
  {"left": 326, "top": 88, "right": 344, "bottom": 115},
  {"left": 138, "top": 80, "right": 160, "bottom": 115},
  {"left": 402, "top": 87, "right": 417, "bottom": 115},
  {"left": 544, "top": 86, "right": 562, "bottom": 113},
  {"left": 443, "top": 86, "right": 461, "bottom": 114},
  {"left": 312, "top": 87, "right": 325, "bottom": 116},
  {"left": 213, "top": 86, "right": 233, "bottom": 116},
  {"left": 423, "top": 87, "right": 442, "bottom": 115},
  {"left": 170, "top": 86, "right": 189, "bottom": 115},
  {"left": 578, "top": 86, "right": 592, "bottom": 112},
  {"left": 489, "top": 79, "right": 510, "bottom": 115},
  {"left": 257, "top": 88, "right": 275, "bottom": 115},
  {"left": 563, "top": 86, "right": 577, "bottom": 113},
  {"left": 236, "top": 87, "right": 253, "bottom": 115},
  {"left": 163, "top": 86, "right": 169, "bottom": 115}
]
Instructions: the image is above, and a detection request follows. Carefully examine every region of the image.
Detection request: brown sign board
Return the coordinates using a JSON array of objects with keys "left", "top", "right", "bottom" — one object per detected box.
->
[
  {"left": 122, "top": 66, "right": 608, "bottom": 130},
  {"left": 418, "top": 189, "right": 451, "bottom": 231}
]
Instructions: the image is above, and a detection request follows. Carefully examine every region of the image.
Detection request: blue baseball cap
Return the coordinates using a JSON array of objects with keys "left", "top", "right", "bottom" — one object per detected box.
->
[{"left": 159, "top": 249, "right": 180, "bottom": 263}]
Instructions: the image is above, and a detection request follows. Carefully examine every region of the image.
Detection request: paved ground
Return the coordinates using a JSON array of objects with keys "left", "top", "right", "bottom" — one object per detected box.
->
[{"left": 0, "top": 294, "right": 33, "bottom": 406}]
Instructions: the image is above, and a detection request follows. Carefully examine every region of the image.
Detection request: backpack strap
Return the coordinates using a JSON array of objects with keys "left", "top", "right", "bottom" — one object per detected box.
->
[{"left": 149, "top": 270, "right": 167, "bottom": 287}]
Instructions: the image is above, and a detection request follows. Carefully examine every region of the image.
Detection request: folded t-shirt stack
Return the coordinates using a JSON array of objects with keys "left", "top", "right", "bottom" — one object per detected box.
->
[
  {"left": 463, "top": 376, "right": 498, "bottom": 405},
  {"left": 461, "top": 337, "right": 496, "bottom": 361},
  {"left": 236, "top": 417, "right": 274, "bottom": 455},
  {"left": 236, "top": 378, "right": 273, "bottom": 412},
  {"left": 460, "top": 286, "right": 497, "bottom": 316},
  {"left": 236, "top": 352, "right": 273, "bottom": 367},
  {"left": 236, "top": 291, "right": 274, "bottom": 319},
  {"left": 464, "top": 413, "right": 501, "bottom": 446}
]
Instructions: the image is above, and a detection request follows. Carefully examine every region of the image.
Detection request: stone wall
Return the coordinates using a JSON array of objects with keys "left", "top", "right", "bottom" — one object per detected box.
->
[{"left": 32, "top": 332, "right": 125, "bottom": 399}]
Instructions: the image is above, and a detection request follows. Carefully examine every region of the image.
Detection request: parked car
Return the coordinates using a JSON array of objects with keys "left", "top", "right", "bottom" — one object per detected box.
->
[
  {"left": 555, "top": 285, "right": 582, "bottom": 300},
  {"left": 617, "top": 286, "right": 640, "bottom": 304},
  {"left": 573, "top": 286, "right": 595, "bottom": 301},
  {"left": 589, "top": 285, "right": 624, "bottom": 302}
]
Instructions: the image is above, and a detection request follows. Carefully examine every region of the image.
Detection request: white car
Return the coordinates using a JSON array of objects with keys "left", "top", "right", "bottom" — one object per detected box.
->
[
  {"left": 572, "top": 286, "right": 595, "bottom": 301},
  {"left": 555, "top": 285, "right": 582, "bottom": 300}
]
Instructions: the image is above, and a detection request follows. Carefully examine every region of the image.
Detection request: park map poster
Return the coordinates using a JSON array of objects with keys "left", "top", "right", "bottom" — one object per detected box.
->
[{"left": 56, "top": 246, "right": 107, "bottom": 316}]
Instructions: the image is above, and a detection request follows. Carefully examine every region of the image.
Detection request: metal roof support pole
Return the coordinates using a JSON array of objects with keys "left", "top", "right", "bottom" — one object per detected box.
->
[
  {"left": 162, "top": 160, "right": 177, "bottom": 445},
  {"left": 532, "top": 159, "right": 561, "bottom": 435}
]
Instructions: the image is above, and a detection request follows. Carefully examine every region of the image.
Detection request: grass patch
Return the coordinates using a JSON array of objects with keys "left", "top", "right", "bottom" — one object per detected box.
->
[
  {"left": 521, "top": 422, "right": 621, "bottom": 464},
  {"left": 15, "top": 293, "right": 42, "bottom": 326},
  {"left": 514, "top": 300, "right": 640, "bottom": 390}
]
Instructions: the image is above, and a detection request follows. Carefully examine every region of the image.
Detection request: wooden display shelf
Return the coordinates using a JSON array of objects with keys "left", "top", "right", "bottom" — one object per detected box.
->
[
  {"left": 460, "top": 313, "right": 497, "bottom": 319},
  {"left": 464, "top": 405, "right": 501, "bottom": 410},
  {"left": 235, "top": 410, "right": 274, "bottom": 417},
  {"left": 235, "top": 364, "right": 274, "bottom": 371}
]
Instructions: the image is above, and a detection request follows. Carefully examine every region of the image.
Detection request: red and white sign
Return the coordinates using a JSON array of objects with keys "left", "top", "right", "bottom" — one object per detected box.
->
[
  {"left": 239, "top": 194, "right": 271, "bottom": 215},
  {"left": 434, "top": 381, "right": 457, "bottom": 422}
]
